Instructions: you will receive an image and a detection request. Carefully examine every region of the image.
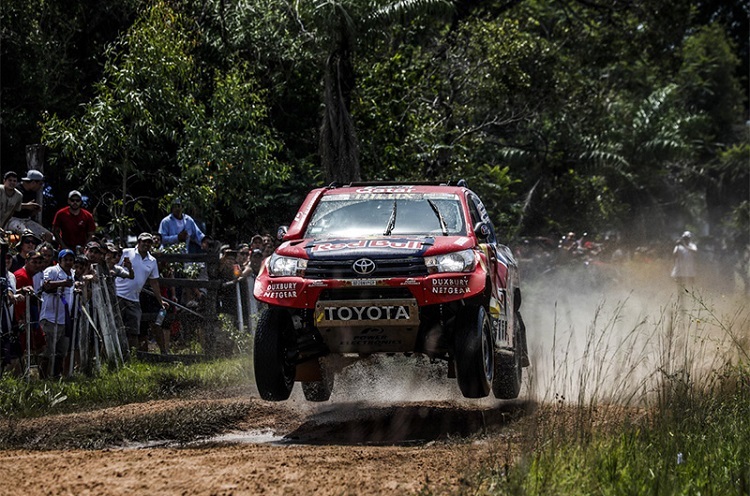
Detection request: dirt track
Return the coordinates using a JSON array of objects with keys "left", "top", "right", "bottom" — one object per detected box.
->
[{"left": 0, "top": 392, "right": 532, "bottom": 495}]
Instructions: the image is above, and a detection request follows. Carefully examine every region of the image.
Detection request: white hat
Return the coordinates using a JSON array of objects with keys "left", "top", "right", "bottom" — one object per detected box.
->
[{"left": 22, "top": 170, "right": 45, "bottom": 181}]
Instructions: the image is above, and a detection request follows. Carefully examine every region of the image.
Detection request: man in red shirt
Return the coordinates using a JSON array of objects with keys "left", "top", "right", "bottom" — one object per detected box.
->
[
  {"left": 52, "top": 190, "right": 96, "bottom": 251},
  {"left": 13, "top": 250, "right": 45, "bottom": 355}
]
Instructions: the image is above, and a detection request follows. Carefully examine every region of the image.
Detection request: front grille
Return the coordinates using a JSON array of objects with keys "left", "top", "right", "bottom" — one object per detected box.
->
[
  {"left": 305, "top": 257, "right": 428, "bottom": 279},
  {"left": 319, "top": 287, "right": 414, "bottom": 301}
]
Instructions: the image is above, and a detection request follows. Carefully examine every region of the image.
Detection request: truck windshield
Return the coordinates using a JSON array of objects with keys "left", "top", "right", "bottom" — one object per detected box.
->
[{"left": 304, "top": 193, "right": 466, "bottom": 238}]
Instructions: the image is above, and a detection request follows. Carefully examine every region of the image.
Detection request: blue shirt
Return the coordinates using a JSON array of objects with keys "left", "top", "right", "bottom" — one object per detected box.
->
[{"left": 158, "top": 213, "right": 206, "bottom": 253}]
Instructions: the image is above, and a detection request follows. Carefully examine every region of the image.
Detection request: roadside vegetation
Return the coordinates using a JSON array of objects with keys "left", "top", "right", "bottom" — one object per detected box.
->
[
  {"left": 461, "top": 290, "right": 750, "bottom": 495},
  {"left": 0, "top": 357, "right": 251, "bottom": 420}
]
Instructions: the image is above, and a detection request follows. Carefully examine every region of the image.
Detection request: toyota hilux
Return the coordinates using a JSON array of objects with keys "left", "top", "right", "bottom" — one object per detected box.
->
[{"left": 253, "top": 181, "right": 528, "bottom": 401}]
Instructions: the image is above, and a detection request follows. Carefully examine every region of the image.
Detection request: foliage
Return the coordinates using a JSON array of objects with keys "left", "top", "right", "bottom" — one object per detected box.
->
[
  {"left": 40, "top": 0, "right": 289, "bottom": 238},
  {"left": 176, "top": 63, "right": 288, "bottom": 231},
  {"left": 2, "top": 0, "right": 746, "bottom": 247},
  {"left": 313, "top": 0, "right": 454, "bottom": 183},
  {"left": 41, "top": 1, "right": 198, "bottom": 237},
  {"left": 486, "top": 365, "right": 750, "bottom": 495},
  {"left": 0, "top": 0, "right": 140, "bottom": 176},
  {"left": 218, "top": 313, "right": 253, "bottom": 355}
]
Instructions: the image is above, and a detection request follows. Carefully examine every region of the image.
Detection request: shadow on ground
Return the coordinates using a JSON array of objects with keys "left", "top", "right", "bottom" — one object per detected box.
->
[{"left": 283, "top": 400, "right": 535, "bottom": 445}]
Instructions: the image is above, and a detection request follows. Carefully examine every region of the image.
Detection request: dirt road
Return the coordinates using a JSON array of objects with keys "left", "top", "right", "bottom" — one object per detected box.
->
[{"left": 0, "top": 391, "right": 532, "bottom": 495}]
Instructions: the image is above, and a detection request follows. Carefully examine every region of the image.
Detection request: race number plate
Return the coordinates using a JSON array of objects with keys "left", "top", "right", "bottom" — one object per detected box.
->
[{"left": 314, "top": 299, "right": 419, "bottom": 328}]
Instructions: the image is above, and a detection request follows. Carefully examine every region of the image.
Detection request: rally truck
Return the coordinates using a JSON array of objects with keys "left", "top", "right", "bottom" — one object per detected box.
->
[{"left": 253, "top": 181, "right": 528, "bottom": 401}]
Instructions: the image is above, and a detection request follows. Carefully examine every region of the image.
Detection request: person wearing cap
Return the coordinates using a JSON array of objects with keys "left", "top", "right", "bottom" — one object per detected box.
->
[
  {"left": 671, "top": 230, "right": 698, "bottom": 287},
  {"left": 40, "top": 248, "right": 76, "bottom": 377},
  {"left": 249, "top": 234, "right": 263, "bottom": 252},
  {"left": 82, "top": 240, "right": 106, "bottom": 281},
  {"left": 51, "top": 190, "right": 97, "bottom": 251},
  {"left": 6, "top": 169, "right": 52, "bottom": 241},
  {"left": 115, "top": 232, "right": 168, "bottom": 352},
  {"left": 158, "top": 198, "right": 208, "bottom": 254},
  {"left": 104, "top": 243, "right": 133, "bottom": 280},
  {"left": 9, "top": 229, "right": 41, "bottom": 273},
  {"left": 0, "top": 171, "right": 43, "bottom": 230}
]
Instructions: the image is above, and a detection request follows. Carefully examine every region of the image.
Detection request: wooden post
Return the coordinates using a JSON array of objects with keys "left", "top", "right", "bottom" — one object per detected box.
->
[
  {"left": 204, "top": 245, "right": 220, "bottom": 358},
  {"left": 25, "top": 144, "right": 45, "bottom": 223}
]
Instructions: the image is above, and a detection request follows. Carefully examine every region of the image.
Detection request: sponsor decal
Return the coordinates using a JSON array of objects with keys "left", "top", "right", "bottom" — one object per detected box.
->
[
  {"left": 293, "top": 201, "right": 313, "bottom": 223},
  {"left": 311, "top": 239, "right": 423, "bottom": 253},
  {"left": 309, "top": 280, "right": 328, "bottom": 287},
  {"left": 455, "top": 237, "right": 472, "bottom": 247},
  {"left": 354, "top": 185, "right": 416, "bottom": 194},
  {"left": 263, "top": 282, "right": 299, "bottom": 299},
  {"left": 431, "top": 277, "right": 471, "bottom": 295},
  {"left": 401, "top": 278, "right": 420, "bottom": 286},
  {"left": 322, "top": 305, "right": 410, "bottom": 321}
]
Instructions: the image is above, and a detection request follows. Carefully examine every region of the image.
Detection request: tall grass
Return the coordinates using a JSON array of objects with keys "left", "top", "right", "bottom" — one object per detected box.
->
[
  {"left": 473, "top": 289, "right": 750, "bottom": 495},
  {"left": 0, "top": 357, "right": 252, "bottom": 419}
]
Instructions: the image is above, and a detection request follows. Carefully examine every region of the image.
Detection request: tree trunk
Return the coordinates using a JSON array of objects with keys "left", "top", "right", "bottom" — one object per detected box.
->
[
  {"left": 25, "top": 144, "right": 46, "bottom": 223},
  {"left": 320, "top": 47, "right": 360, "bottom": 184}
]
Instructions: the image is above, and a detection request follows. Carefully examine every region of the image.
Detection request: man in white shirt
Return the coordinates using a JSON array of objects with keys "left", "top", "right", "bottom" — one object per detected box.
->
[
  {"left": 115, "top": 232, "right": 168, "bottom": 351},
  {"left": 41, "top": 248, "right": 76, "bottom": 377},
  {"left": 671, "top": 231, "right": 698, "bottom": 287}
]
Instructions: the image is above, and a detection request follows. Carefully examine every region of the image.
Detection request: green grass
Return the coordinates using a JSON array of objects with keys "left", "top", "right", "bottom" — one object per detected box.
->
[
  {"left": 462, "top": 290, "right": 750, "bottom": 495},
  {"left": 0, "top": 356, "right": 252, "bottom": 419}
]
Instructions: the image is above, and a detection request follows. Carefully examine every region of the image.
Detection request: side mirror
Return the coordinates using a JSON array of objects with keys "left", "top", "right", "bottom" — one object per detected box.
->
[
  {"left": 276, "top": 226, "right": 288, "bottom": 241},
  {"left": 474, "top": 222, "right": 491, "bottom": 241}
]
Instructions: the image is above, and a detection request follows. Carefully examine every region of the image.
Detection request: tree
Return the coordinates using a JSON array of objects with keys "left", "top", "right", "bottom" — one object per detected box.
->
[
  {"left": 177, "top": 63, "right": 287, "bottom": 235},
  {"left": 41, "top": 1, "right": 197, "bottom": 238},
  {"left": 0, "top": 0, "right": 138, "bottom": 181},
  {"left": 313, "top": 0, "right": 453, "bottom": 183},
  {"left": 41, "top": 1, "right": 288, "bottom": 238}
]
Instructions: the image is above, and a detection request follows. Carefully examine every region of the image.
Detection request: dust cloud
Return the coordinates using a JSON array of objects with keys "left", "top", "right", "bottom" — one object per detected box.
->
[{"left": 522, "top": 258, "right": 748, "bottom": 406}]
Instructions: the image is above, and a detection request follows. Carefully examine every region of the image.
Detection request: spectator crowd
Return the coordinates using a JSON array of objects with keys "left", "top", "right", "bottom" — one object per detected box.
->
[{"left": 0, "top": 169, "right": 274, "bottom": 378}]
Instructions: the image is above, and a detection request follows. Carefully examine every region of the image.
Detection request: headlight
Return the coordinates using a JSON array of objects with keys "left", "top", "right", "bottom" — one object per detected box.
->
[
  {"left": 268, "top": 254, "right": 307, "bottom": 277},
  {"left": 425, "top": 249, "right": 476, "bottom": 274}
]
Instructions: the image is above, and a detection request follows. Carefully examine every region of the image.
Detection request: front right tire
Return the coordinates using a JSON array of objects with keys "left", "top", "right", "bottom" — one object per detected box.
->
[
  {"left": 492, "top": 311, "right": 523, "bottom": 399},
  {"left": 301, "top": 358, "right": 334, "bottom": 402},
  {"left": 254, "top": 307, "right": 296, "bottom": 401},
  {"left": 454, "top": 305, "right": 493, "bottom": 398}
]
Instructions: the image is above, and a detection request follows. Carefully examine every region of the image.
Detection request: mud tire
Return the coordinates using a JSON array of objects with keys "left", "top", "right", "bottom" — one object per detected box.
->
[
  {"left": 492, "top": 311, "right": 523, "bottom": 399},
  {"left": 254, "top": 307, "right": 296, "bottom": 401},
  {"left": 454, "top": 305, "right": 493, "bottom": 398}
]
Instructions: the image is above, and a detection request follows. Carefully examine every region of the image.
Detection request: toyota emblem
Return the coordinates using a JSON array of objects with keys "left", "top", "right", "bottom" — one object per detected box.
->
[{"left": 352, "top": 258, "right": 376, "bottom": 275}]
